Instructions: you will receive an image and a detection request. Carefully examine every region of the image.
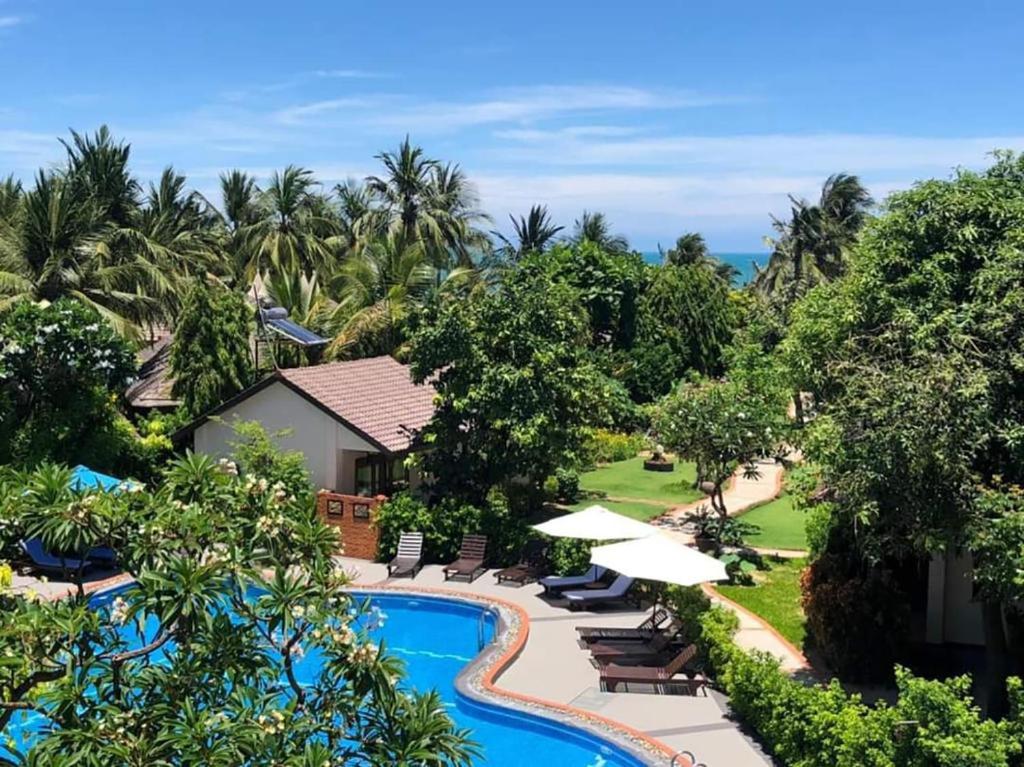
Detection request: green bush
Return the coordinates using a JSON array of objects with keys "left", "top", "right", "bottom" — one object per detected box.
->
[
  {"left": 699, "top": 609, "right": 1023, "bottom": 766},
  {"left": 375, "top": 491, "right": 529, "bottom": 567},
  {"left": 663, "top": 585, "right": 713, "bottom": 647},
  {"left": 547, "top": 538, "right": 592, "bottom": 576},
  {"left": 801, "top": 554, "right": 909, "bottom": 681},
  {"left": 583, "top": 429, "right": 646, "bottom": 465},
  {"left": 554, "top": 468, "right": 581, "bottom": 503}
]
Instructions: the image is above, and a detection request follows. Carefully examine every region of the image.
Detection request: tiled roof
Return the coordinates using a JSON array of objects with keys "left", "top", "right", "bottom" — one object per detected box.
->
[
  {"left": 125, "top": 337, "right": 180, "bottom": 410},
  {"left": 278, "top": 356, "right": 435, "bottom": 453}
]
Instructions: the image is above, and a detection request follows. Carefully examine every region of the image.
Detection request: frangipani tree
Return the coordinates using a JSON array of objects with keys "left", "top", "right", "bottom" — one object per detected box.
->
[
  {"left": 656, "top": 377, "right": 789, "bottom": 522},
  {"left": 0, "top": 437, "right": 475, "bottom": 766}
]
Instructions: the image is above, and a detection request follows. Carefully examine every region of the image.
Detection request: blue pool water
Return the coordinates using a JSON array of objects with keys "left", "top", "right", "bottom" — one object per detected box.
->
[{"left": 7, "top": 589, "right": 650, "bottom": 767}]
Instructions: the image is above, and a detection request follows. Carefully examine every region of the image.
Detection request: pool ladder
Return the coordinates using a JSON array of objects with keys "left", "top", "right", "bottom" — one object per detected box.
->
[
  {"left": 477, "top": 607, "right": 498, "bottom": 650},
  {"left": 671, "top": 751, "right": 706, "bottom": 767}
]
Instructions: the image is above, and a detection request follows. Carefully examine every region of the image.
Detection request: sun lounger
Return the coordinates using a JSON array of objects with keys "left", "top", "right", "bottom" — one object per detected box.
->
[
  {"left": 494, "top": 540, "right": 548, "bottom": 585},
  {"left": 563, "top": 575, "right": 635, "bottom": 610},
  {"left": 443, "top": 534, "right": 487, "bottom": 582},
  {"left": 540, "top": 565, "right": 608, "bottom": 595},
  {"left": 586, "top": 619, "right": 684, "bottom": 663},
  {"left": 87, "top": 546, "right": 118, "bottom": 567},
  {"left": 387, "top": 532, "right": 424, "bottom": 578},
  {"left": 599, "top": 644, "right": 706, "bottom": 694},
  {"left": 576, "top": 608, "right": 672, "bottom": 643},
  {"left": 19, "top": 538, "right": 94, "bottom": 576}
]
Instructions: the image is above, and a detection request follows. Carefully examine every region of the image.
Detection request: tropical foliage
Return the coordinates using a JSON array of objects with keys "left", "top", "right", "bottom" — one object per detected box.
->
[{"left": 0, "top": 437, "right": 474, "bottom": 767}]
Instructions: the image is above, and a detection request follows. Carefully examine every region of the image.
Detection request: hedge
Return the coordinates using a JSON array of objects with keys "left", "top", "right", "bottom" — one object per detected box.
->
[{"left": 699, "top": 609, "right": 1024, "bottom": 766}]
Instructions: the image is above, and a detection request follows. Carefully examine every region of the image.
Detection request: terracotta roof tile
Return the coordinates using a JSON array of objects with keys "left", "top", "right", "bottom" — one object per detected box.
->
[{"left": 278, "top": 356, "right": 434, "bottom": 453}]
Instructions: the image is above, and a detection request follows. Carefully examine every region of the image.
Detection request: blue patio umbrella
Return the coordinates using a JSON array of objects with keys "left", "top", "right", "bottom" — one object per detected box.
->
[{"left": 69, "top": 465, "right": 125, "bottom": 492}]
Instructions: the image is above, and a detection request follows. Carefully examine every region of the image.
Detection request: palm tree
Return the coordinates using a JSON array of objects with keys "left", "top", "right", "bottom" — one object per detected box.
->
[
  {"left": 0, "top": 171, "right": 158, "bottom": 334},
  {"left": 0, "top": 176, "right": 22, "bottom": 224},
  {"left": 365, "top": 137, "right": 488, "bottom": 270},
  {"left": 492, "top": 205, "right": 563, "bottom": 260},
  {"left": 323, "top": 233, "right": 464, "bottom": 360},
  {"left": 753, "top": 173, "right": 873, "bottom": 299},
  {"left": 135, "top": 167, "right": 220, "bottom": 279},
  {"left": 239, "top": 166, "right": 340, "bottom": 282},
  {"left": 60, "top": 126, "right": 140, "bottom": 228},
  {"left": 570, "top": 211, "right": 629, "bottom": 253},
  {"left": 661, "top": 231, "right": 739, "bottom": 282}
]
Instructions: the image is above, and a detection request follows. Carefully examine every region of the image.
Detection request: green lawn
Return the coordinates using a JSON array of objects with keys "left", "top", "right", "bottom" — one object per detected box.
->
[
  {"left": 579, "top": 456, "right": 702, "bottom": 507},
  {"left": 565, "top": 498, "right": 668, "bottom": 521},
  {"left": 718, "top": 558, "right": 807, "bottom": 647},
  {"left": 739, "top": 493, "right": 808, "bottom": 551}
]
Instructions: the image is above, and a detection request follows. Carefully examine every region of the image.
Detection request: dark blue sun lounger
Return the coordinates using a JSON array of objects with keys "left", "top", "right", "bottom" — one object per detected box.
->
[{"left": 20, "top": 538, "right": 95, "bottom": 575}]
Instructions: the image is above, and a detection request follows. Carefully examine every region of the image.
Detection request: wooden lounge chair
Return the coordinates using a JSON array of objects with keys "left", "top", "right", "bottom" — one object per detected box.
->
[
  {"left": 563, "top": 575, "right": 635, "bottom": 610},
  {"left": 586, "top": 619, "right": 684, "bottom": 664},
  {"left": 19, "top": 538, "right": 94, "bottom": 577},
  {"left": 443, "top": 534, "right": 487, "bottom": 582},
  {"left": 599, "top": 644, "right": 707, "bottom": 694},
  {"left": 577, "top": 608, "right": 671, "bottom": 643},
  {"left": 540, "top": 564, "right": 608, "bottom": 595},
  {"left": 387, "top": 532, "right": 424, "bottom": 578},
  {"left": 494, "top": 540, "right": 548, "bottom": 586}
]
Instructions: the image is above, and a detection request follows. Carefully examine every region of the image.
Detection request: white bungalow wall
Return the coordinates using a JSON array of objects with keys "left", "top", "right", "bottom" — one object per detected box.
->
[{"left": 193, "top": 380, "right": 377, "bottom": 492}]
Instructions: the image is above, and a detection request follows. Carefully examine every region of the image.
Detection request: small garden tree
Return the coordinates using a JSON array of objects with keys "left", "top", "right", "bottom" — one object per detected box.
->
[
  {"left": 656, "top": 377, "right": 788, "bottom": 523},
  {"left": 170, "top": 281, "right": 253, "bottom": 416}
]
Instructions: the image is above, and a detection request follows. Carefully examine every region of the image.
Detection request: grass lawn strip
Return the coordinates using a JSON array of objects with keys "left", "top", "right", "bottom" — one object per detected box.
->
[
  {"left": 565, "top": 498, "right": 668, "bottom": 522},
  {"left": 718, "top": 558, "right": 807, "bottom": 647},
  {"left": 578, "top": 456, "right": 702, "bottom": 507},
  {"left": 738, "top": 493, "right": 808, "bottom": 551}
]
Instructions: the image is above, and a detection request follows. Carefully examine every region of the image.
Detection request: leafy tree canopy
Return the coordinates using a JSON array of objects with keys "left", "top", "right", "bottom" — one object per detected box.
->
[
  {"left": 0, "top": 299, "right": 137, "bottom": 469},
  {"left": 408, "top": 264, "right": 605, "bottom": 504},
  {"left": 170, "top": 281, "right": 254, "bottom": 416}
]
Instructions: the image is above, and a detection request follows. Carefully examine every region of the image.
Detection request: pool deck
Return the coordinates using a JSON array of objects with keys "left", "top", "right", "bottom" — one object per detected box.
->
[{"left": 340, "top": 557, "right": 775, "bottom": 767}]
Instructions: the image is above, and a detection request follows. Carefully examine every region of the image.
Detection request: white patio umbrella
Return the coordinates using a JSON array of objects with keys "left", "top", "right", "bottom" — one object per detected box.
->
[
  {"left": 589, "top": 533, "right": 728, "bottom": 587},
  {"left": 532, "top": 504, "right": 657, "bottom": 541}
]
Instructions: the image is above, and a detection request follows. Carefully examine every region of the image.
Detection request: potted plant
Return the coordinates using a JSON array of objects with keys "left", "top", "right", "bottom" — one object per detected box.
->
[{"left": 643, "top": 443, "right": 675, "bottom": 473}]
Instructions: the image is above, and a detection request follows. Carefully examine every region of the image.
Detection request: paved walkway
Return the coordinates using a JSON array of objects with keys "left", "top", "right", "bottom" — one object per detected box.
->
[
  {"left": 648, "top": 459, "right": 810, "bottom": 675},
  {"left": 342, "top": 558, "right": 775, "bottom": 767}
]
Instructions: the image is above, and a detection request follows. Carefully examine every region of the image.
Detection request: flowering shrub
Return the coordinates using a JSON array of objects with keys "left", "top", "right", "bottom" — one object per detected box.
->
[{"left": 582, "top": 429, "right": 646, "bottom": 465}]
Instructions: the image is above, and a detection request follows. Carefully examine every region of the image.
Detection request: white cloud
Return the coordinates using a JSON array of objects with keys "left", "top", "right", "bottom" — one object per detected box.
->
[
  {"left": 312, "top": 69, "right": 390, "bottom": 79},
  {"left": 0, "top": 15, "right": 23, "bottom": 28},
  {"left": 272, "top": 97, "right": 388, "bottom": 125},
  {"left": 273, "top": 85, "right": 736, "bottom": 131},
  {"left": 490, "top": 131, "right": 1024, "bottom": 174}
]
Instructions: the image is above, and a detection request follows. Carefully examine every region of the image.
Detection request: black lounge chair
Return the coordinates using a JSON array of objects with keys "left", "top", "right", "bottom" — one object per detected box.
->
[
  {"left": 563, "top": 575, "right": 635, "bottom": 610},
  {"left": 540, "top": 565, "right": 609, "bottom": 595},
  {"left": 443, "top": 534, "right": 487, "bottom": 582},
  {"left": 20, "top": 538, "right": 94, "bottom": 576},
  {"left": 387, "top": 532, "right": 424, "bottom": 578},
  {"left": 577, "top": 608, "right": 672, "bottom": 644},
  {"left": 598, "top": 644, "right": 706, "bottom": 694},
  {"left": 494, "top": 540, "right": 548, "bottom": 586}
]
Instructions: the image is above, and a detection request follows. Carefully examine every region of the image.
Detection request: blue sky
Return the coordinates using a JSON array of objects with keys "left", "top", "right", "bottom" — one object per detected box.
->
[{"left": 2, "top": 0, "right": 1023, "bottom": 251}]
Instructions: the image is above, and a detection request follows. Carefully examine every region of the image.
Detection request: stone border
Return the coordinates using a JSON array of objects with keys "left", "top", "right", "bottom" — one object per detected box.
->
[{"left": 363, "top": 584, "right": 691, "bottom": 767}]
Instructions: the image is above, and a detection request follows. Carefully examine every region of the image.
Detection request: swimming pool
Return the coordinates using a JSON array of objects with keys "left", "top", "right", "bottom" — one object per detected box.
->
[
  {"left": 7, "top": 588, "right": 656, "bottom": 766},
  {"left": 352, "top": 592, "right": 654, "bottom": 766}
]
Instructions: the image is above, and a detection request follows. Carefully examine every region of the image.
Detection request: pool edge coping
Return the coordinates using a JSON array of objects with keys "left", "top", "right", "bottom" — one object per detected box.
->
[{"left": 360, "top": 584, "right": 691, "bottom": 767}]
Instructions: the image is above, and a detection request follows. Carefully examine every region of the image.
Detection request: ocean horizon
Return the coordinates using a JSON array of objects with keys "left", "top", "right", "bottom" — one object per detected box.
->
[{"left": 641, "top": 251, "right": 768, "bottom": 285}]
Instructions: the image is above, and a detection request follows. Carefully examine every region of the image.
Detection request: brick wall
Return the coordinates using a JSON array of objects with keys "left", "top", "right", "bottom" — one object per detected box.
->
[{"left": 316, "top": 491, "right": 385, "bottom": 560}]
